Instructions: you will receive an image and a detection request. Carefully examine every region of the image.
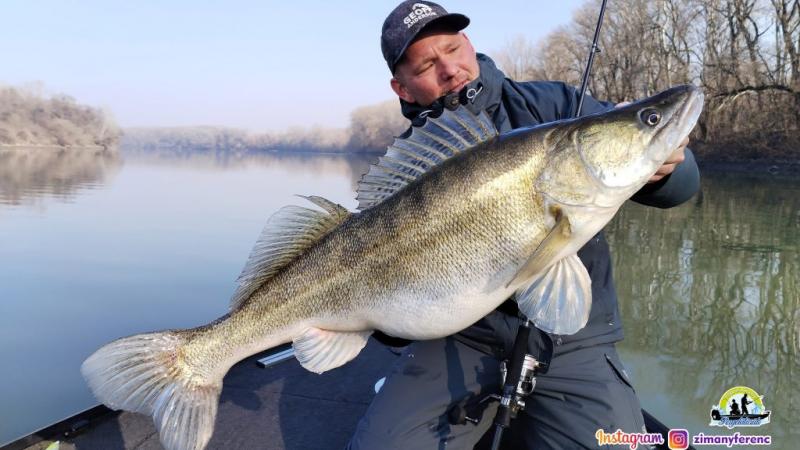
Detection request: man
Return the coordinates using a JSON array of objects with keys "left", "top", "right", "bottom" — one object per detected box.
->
[{"left": 348, "top": 1, "right": 700, "bottom": 448}]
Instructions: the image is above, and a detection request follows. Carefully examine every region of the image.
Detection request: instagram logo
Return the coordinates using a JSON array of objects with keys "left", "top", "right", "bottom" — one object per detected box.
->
[{"left": 668, "top": 429, "right": 689, "bottom": 449}]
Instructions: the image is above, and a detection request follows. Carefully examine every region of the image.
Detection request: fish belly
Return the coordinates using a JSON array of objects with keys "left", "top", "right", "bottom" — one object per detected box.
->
[{"left": 367, "top": 276, "right": 518, "bottom": 340}]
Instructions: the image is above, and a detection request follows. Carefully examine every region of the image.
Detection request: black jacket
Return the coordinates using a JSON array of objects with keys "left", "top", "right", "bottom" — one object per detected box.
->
[{"left": 378, "top": 54, "right": 700, "bottom": 367}]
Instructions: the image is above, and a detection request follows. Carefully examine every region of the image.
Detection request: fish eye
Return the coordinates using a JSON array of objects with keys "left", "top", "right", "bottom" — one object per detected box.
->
[{"left": 640, "top": 109, "right": 661, "bottom": 127}]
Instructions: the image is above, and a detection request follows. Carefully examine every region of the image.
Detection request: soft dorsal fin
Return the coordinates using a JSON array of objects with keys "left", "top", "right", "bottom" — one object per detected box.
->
[
  {"left": 356, "top": 107, "right": 497, "bottom": 211},
  {"left": 230, "top": 195, "right": 350, "bottom": 310}
]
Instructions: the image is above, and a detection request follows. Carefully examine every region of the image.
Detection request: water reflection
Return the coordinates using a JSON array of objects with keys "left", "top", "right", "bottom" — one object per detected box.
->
[
  {"left": 0, "top": 147, "right": 379, "bottom": 206},
  {"left": 607, "top": 171, "right": 799, "bottom": 444},
  {"left": 0, "top": 148, "right": 375, "bottom": 446},
  {"left": 121, "top": 148, "right": 378, "bottom": 192},
  {"left": 0, "top": 146, "right": 122, "bottom": 205}
]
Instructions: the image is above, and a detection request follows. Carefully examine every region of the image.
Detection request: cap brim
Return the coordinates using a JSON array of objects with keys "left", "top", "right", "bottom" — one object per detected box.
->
[{"left": 392, "top": 13, "right": 470, "bottom": 72}]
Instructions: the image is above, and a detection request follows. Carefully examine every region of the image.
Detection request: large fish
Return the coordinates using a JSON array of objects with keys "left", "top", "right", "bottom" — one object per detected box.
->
[{"left": 82, "top": 85, "right": 703, "bottom": 450}]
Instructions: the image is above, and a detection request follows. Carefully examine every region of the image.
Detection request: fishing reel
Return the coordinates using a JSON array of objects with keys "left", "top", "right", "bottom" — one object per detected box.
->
[
  {"left": 447, "top": 352, "right": 543, "bottom": 426},
  {"left": 499, "top": 354, "right": 542, "bottom": 415}
]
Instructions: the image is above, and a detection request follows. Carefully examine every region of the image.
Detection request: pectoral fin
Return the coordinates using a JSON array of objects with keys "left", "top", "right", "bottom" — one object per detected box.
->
[
  {"left": 292, "top": 328, "right": 371, "bottom": 374},
  {"left": 514, "top": 254, "right": 592, "bottom": 335},
  {"left": 506, "top": 208, "right": 572, "bottom": 288}
]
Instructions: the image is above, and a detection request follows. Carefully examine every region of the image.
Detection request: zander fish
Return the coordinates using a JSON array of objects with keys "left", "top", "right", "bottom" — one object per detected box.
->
[{"left": 82, "top": 85, "right": 704, "bottom": 450}]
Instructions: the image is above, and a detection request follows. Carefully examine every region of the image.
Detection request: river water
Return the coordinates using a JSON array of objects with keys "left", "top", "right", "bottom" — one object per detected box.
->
[{"left": 0, "top": 148, "right": 796, "bottom": 448}]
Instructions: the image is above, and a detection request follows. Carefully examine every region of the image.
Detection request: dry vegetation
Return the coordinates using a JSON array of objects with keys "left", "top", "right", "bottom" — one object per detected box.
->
[
  {"left": 492, "top": 0, "right": 800, "bottom": 162},
  {"left": 347, "top": 99, "right": 411, "bottom": 151},
  {"left": 0, "top": 84, "right": 120, "bottom": 148},
  {"left": 122, "top": 99, "right": 409, "bottom": 154}
]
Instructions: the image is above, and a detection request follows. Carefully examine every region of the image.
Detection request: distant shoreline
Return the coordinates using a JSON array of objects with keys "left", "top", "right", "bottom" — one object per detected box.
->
[
  {"left": 0, "top": 144, "right": 110, "bottom": 150},
  {"left": 696, "top": 159, "right": 800, "bottom": 175},
  {"left": 6, "top": 142, "right": 796, "bottom": 174},
  {"left": 119, "top": 145, "right": 384, "bottom": 156},
  {"left": 260, "top": 149, "right": 384, "bottom": 156}
]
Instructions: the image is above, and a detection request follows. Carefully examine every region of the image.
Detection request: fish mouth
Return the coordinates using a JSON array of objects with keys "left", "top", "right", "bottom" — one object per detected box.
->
[{"left": 650, "top": 85, "right": 704, "bottom": 164}]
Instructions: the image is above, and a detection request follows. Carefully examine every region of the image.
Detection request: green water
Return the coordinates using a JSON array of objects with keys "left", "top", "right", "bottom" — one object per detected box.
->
[{"left": 608, "top": 171, "right": 799, "bottom": 447}]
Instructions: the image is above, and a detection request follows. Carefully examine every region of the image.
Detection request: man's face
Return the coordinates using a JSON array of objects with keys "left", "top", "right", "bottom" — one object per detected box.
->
[{"left": 391, "top": 30, "right": 479, "bottom": 106}]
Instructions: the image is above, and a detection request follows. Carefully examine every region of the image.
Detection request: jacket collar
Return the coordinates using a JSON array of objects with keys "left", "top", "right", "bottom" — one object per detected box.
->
[{"left": 399, "top": 53, "right": 505, "bottom": 126}]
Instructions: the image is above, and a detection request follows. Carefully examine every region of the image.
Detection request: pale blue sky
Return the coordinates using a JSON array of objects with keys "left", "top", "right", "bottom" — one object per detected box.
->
[{"left": 3, "top": 1, "right": 587, "bottom": 131}]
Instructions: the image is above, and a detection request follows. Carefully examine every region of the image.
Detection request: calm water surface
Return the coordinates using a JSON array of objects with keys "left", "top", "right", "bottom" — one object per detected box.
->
[
  {"left": 608, "top": 172, "right": 799, "bottom": 447},
  {"left": 0, "top": 148, "right": 372, "bottom": 445},
  {"left": 0, "top": 148, "right": 796, "bottom": 447}
]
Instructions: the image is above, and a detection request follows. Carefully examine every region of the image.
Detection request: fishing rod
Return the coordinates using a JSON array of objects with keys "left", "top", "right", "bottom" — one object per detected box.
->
[
  {"left": 487, "top": 319, "right": 538, "bottom": 450},
  {"left": 454, "top": 2, "right": 689, "bottom": 448},
  {"left": 485, "top": 1, "right": 612, "bottom": 449},
  {"left": 576, "top": 0, "right": 609, "bottom": 116},
  {"left": 574, "top": 2, "right": 696, "bottom": 449}
]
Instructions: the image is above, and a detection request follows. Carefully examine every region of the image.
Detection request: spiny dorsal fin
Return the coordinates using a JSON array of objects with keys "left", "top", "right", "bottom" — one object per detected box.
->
[
  {"left": 230, "top": 195, "right": 350, "bottom": 310},
  {"left": 356, "top": 107, "right": 497, "bottom": 211}
]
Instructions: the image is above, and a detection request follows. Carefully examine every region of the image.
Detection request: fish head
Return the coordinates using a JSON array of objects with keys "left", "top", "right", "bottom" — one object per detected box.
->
[
  {"left": 538, "top": 84, "right": 704, "bottom": 209},
  {"left": 574, "top": 84, "right": 704, "bottom": 194}
]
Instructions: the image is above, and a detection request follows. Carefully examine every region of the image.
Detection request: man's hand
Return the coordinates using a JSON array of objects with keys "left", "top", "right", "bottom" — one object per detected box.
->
[
  {"left": 648, "top": 137, "right": 688, "bottom": 183},
  {"left": 615, "top": 101, "right": 689, "bottom": 184}
]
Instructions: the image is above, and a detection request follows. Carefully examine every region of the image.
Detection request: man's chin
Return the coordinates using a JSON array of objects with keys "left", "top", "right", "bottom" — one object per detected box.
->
[{"left": 446, "top": 81, "right": 469, "bottom": 96}]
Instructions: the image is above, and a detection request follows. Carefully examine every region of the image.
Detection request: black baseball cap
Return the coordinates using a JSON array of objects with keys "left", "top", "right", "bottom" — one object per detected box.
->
[{"left": 381, "top": 1, "right": 470, "bottom": 73}]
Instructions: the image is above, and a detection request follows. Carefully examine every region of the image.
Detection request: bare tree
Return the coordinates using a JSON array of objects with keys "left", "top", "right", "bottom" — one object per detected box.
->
[
  {"left": 492, "top": 34, "right": 539, "bottom": 81},
  {"left": 490, "top": 0, "right": 798, "bottom": 161},
  {"left": 347, "top": 99, "right": 409, "bottom": 151},
  {"left": 0, "top": 85, "right": 120, "bottom": 148}
]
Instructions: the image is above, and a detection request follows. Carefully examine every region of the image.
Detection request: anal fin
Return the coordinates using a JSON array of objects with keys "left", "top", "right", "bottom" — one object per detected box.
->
[
  {"left": 292, "top": 328, "right": 371, "bottom": 374},
  {"left": 515, "top": 254, "right": 592, "bottom": 335}
]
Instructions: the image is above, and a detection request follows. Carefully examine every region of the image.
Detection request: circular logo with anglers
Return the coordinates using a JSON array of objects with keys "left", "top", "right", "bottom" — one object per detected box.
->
[{"left": 709, "top": 386, "right": 771, "bottom": 428}]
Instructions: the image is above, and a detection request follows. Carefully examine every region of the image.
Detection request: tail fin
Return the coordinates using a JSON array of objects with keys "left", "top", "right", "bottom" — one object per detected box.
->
[{"left": 81, "top": 332, "right": 222, "bottom": 450}]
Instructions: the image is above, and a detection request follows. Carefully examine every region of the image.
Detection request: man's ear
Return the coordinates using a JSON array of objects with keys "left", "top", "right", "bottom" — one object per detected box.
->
[
  {"left": 390, "top": 77, "right": 415, "bottom": 103},
  {"left": 461, "top": 32, "right": 477, "bottom": 56}
]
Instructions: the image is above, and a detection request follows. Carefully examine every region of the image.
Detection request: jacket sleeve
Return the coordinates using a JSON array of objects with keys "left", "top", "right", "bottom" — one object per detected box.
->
[{"left": 630, "top": 147, "right": 700, "bottom": 208}]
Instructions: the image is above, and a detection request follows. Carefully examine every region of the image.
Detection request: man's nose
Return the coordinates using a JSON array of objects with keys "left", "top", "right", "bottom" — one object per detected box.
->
[{"left": 438, "top": 59, "right": 459, "bottom": 80}]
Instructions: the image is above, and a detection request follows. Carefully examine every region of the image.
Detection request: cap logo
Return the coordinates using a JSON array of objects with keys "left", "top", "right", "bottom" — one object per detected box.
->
[{"left": 403, "top": 3, "right": 437, "bottom": 28}]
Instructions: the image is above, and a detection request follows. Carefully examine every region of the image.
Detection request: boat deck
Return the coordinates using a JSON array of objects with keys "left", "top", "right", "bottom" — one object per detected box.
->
[{"left": 22, "top": 340, "right": 399, "bottom": 450}]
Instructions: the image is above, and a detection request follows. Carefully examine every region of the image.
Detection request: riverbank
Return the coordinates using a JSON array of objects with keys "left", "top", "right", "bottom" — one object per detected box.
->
[
  {"left": 696, "top": 158, "right": 800, "bottom": 176},
  {"left": 0, "top": 85, "right": 120, "bottom": 149},
  {"left": 7, "top": 138, "right": 796, "bottom": 178},
  {"left": 0, "top": 144, "right": 111, "bottom": 151}
]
